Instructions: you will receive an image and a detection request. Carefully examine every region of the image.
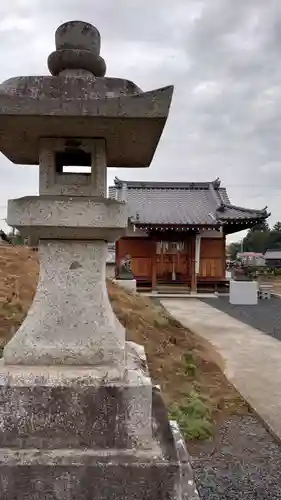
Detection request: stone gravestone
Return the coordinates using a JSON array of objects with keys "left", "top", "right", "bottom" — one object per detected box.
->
[{"left": 0, "top": 21, "right": 200, "bottom": 499}]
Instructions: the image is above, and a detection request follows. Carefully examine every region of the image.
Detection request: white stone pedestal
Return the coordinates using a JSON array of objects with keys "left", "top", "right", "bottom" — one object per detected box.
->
[
  {"left": 4, "top": 240, "right": 126, "bottom": 368},
  {"left": 113, "top": 278, "right": 137, "bottom": 294},
  {"left": 229, "top": 279, "right": 258, "bottom": 305}
]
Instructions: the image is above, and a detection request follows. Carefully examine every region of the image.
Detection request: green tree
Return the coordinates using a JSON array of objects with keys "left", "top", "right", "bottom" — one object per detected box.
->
[
  {"left": 228, "top": 241, "right": 242, "bottom": 260},
  {"left": 249, "top": 220, "right": 270, "bottom": 232},
  {"left": 242, "top": 218, "right": 273, "bottom": 253},
  {"left": 243, "top": 230, "right": 270, "bottom": 253},
  {"left": 6, "top": 229, "right": 25, "bottom": 246},
  {"left": 12, "top": 234, "right": 25, "bottom": 246},
  {"left": 266, "top": 230, "right": 281, "bottom": 250},
  {"left": 272, "top": 221, "right": 281, "bottom": 232}
]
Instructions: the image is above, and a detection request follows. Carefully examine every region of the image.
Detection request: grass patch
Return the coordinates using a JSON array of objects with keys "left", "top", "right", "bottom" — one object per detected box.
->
[
  {"left": 0, "top": 301, "right": 24, "bottom": 317},
  {"left": 183, "top": 352, "right": 198, "bottom": 377},
  {"left": 0, "top": 301, "right": 27, "bottom": 347},
  {"left": 170, "top": 391, "right": 213, "bottom": 440}
]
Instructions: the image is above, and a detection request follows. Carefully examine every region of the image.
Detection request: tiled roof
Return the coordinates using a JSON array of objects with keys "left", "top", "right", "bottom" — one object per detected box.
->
[
  {"left": 109, "top": 178, "right": 269, "bottom": 226},
  {"left": 216, "top": 203, "right": 267, "bottom": 220}
]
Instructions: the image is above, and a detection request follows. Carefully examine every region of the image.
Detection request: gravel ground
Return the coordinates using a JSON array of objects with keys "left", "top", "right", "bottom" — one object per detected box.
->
[
  {"left": 189, "top": 415, "right": 281, "bottom": 500},
  {"left": 201, "top": 296, "right": 281, "bottom": 340}
]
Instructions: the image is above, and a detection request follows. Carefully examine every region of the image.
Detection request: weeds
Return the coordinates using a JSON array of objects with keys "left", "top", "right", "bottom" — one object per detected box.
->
[
  {"left": 169, "top": 391, "right": 213, "bottom": 440},
  {"left": 183, "top": 352, "right": 198, "bottom": 376},
  {"left": 0, "top": 301, "right": 24, "bottom": 317}
]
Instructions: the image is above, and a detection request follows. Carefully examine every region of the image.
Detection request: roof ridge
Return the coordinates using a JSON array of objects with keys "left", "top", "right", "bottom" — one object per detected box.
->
[
  {"left": 209, "top": 180, "right": 224, "bottom": 207},
  {"left": 113, "top": 178, "right": 223, "bottom": 190},
  {"left": 218, "top": 186, "right": 231, "bottom": 202}
]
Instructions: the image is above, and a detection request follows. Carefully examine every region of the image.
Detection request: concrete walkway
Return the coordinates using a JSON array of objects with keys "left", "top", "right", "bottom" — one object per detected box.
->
[{"left": 161, "top": 298, "right": 281, "bottom": 442}]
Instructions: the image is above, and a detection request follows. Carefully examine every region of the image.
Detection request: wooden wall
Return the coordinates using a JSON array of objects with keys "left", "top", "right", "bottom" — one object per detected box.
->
[
  {"left": 199, "top": 237, "right": 225, "bottom": 279},
  {"left": 116, "top": 235, "right": 226, "bottom": 282},
  {"left": 117, "top": 237, "right": 154, "bottom": 280}
]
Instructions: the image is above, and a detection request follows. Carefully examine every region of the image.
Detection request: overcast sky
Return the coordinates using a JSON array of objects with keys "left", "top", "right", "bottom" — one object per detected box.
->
[{"left": 0, "top": 0, "right": 281, "bottom": 242}]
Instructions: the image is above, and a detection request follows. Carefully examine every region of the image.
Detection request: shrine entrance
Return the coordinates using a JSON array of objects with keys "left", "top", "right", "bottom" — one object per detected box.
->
[{"left": 155, "top": 240, "right": 191, "bottom": 283}]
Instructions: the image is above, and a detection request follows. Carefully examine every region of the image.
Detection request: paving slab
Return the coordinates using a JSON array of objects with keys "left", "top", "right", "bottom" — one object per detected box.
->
[
  {"left": 202, "top": 295, "right": 281, "bottom": 341},
  {"left": 161, "top": 298, "right": 281, "bottom": 443}
]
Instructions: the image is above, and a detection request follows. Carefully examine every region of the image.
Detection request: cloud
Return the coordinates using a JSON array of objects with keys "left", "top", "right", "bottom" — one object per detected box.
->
[{"left": 0, "top": 0, "right": 281, "bottom": 241}]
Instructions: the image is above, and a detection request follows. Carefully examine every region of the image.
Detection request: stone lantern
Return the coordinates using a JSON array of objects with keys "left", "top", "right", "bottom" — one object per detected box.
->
[{"left": 0, "top": 21, "right": 199, "bottom": 499}]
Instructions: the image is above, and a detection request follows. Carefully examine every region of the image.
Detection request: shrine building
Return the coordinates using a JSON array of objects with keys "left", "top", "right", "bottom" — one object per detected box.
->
[{"left": 109, "top": 177, "right": 269, "bottom": 292}]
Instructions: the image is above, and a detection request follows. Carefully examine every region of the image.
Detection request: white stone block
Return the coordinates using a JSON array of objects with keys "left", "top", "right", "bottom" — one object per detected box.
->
[
  {"left": 113, "top": 279, "right": 137, "bottom": 294},
  {"left": 229, "top": 279, "right": 258, "bottom": 305}
]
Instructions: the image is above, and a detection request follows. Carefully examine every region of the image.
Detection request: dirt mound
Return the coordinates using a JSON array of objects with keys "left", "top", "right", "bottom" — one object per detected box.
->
[{"left": 0, "top": 246, "right": 38, "bottom": 344}]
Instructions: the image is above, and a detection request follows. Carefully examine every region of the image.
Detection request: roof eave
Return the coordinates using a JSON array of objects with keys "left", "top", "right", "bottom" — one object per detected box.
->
[
  {"left": 222, "top": 217, "right": 268, "bottom": 235},
  {"left": 217, "top": 204, "right": 270, "bottom": 219},
  {"left": 132, "top": 222, "right": 222, "bottom": 231}
]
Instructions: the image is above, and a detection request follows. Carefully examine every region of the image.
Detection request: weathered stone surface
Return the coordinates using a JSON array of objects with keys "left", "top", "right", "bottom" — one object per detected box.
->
[
  {"left": 0, "top": 20, "right": 173, "bottom": 168},
  {"left": 0, "top": 377, "right": 153, "bottom": 450},
  {"left": 0, "top": 458, "right": 178, "bottom": 500},
  {"left": 0, "top": 342, "right": 154, "bottom": 448},
  {"left": 7, "top": 196, "right": 128, "bottom": 240},
  {"left": 48, "top": 21, "right": 106, "bottom": 77},
  {"left": 0, "top": 75, "right": 142, "bottom": 99},
  {"left": 0, "top": 20, "right": 173, "bottom": 166},
  {"left": 151, "top": 386, "right": 200, "bottom": 499},
  {"left": 55, "top": 21, "right": 102, "bottom": 53},
  {"left": 0, "top": 384, "right": 199, "bottom": 499},
  {"left": 0, "top": 87, "right": 173, "bottom": 167},
  {"left": 170, "top": 420, "right": 200, "bottom": 500},
  {"left": 3, "top": 240, "right": 126, "bottom": 367},
  {"left": 125, "top": 341, "right": 149, "bottom": 377},
  {"left": 39, "top": 138, "right": 107, "bottom": 197},
  {"left": 48, "top": 49, "right": 106, "bottom": 78}
]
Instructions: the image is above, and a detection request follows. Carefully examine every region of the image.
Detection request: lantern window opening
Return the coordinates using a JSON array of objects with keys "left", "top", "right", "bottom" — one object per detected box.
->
[{"left": 55, "top": 150, "right": 92, "bottom": 174}]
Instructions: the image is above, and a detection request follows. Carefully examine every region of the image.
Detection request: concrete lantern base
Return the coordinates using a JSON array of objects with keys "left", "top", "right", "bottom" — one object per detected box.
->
[
  {"left": 0, "top": 342, "right": 200, "bottom": 499},
  {"left": 0, "top": 363, "right": 199, "bottom": 499},
  {"left": 0, "top": 360, "right": 153, "bottom": 451},
  {"left": 113, "top": 278, "right": 137, "bottom": 294}
]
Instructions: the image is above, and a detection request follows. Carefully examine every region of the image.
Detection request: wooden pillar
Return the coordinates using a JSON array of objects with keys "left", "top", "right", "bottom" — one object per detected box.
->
[
  {"left": 115, "top": 239, "right": 120, "bottom": 278},
  {"left": 190, "top": 234, "right": 197, "bottom": 293},
  {"left": 151, "top": 237, "right": 157, "bottom": 291},
  {"left": 222, "top": 232, "right": 226, "bottom": 278}
]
